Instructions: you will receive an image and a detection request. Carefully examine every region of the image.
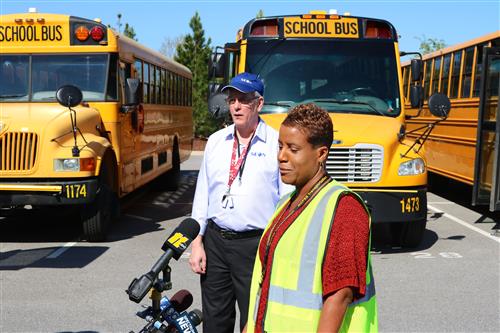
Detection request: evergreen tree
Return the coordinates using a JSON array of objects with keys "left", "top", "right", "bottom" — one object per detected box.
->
[
  {"left": 124, "top": 23, "right": 137, "bottom": 41},
  {"left": 175, "top": 12, "right": 222, "bottom": 137},
  {"left": 256, "top": 9, "right": 265, "bottom": 18},
  {"left": 416, "top": 35, "right": 446, "bottom": 54}
]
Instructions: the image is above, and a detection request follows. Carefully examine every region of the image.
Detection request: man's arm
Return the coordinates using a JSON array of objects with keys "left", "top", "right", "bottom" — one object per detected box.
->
[{"left": 317, "top": 287, "right": 354, "bottom": 332}]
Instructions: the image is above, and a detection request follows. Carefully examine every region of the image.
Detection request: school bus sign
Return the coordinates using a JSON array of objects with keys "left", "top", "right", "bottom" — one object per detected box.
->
[{"left": 283, "top": 17, "right": 359, "bottom": 38}]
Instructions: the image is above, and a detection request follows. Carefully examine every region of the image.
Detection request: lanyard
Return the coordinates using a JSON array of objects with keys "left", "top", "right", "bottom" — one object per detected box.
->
[{"left": 227, "top": 129, "right": 255, "bottom": 190}]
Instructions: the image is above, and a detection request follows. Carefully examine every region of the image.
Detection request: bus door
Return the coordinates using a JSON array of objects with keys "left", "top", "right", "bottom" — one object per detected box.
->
[{"left": 473, "top": 47, "right": 500, "bottom": 211}]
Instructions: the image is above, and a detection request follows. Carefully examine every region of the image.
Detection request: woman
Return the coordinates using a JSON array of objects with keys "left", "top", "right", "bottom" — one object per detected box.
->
[{"left": 245, "top": 104, "right": 378, "bottom": 332}]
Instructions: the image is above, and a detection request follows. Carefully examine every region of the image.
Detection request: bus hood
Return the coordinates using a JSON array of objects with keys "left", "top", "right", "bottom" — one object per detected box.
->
[
  {"left": 261, "top": 113, "right": 403, "bottom": 147},
  {"left": 0, "top": 103, "right": 101, "bottom": 138}
]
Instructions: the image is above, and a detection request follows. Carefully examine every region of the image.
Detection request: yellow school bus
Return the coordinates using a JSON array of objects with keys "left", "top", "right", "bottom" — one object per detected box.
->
[
  {"left": 402, "top": 32, "right": 500, "bottom": 211},
  {"left": 0, "top": 11, "right": 193, "bottom": 241},
  {"left": 208, "top": 12, "right": 450, "bottom": 247}
]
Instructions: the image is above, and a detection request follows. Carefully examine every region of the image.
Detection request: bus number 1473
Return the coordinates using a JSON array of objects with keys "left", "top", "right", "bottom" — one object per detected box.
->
[{"left": 400, "top": 197, "right": 420, "bottom": 213}]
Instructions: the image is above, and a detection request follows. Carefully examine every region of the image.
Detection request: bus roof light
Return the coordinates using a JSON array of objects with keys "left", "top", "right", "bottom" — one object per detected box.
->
[
  {"left": 90, "top": 26, "right": 105, "bottom": 41},
  {"left": 249, "top": 19, "right": 278, "bottom": 37},
  {"left": 365, "top": 20, "right": 392, "bottom": 39},
  {"left": 75, "top": 25, "right": 89, "bottom": 41},
  {"left": 28, "top": 7, "right": 37, "bottom": 13}
]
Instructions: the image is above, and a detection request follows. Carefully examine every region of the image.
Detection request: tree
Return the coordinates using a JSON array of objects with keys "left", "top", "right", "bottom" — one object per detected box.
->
[
  {"left": 159, "top": 35, "right": 185, "bottom": 59},
  {"left": 123, "top": 23, "right": 137, "bottom": 41},
  {"left": 175, "top": 12, "right": 222, "bottom": 137},
  {"left": 256, "top": 9, "right": 264, "bottom": 18},
  {"left": 416, "top": 35, "right": 446, "bottom": 54}
]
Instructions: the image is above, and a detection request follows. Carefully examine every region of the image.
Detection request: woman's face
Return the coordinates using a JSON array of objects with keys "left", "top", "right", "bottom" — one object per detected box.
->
[{"left": 278, "top": 125, "right": 327, "bottom": 188}]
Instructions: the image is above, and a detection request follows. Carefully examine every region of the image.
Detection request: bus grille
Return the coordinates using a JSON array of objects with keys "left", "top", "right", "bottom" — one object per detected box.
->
[
  {"left": 0, "top": 132, "right": 38, "bottom": 171},
  {"left": 326, "top": 144, "right": 383, "bottom": 183}
]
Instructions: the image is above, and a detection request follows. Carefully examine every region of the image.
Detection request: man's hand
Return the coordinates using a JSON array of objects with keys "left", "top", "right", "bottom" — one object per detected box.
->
[{"left": 189, "top": 235, "right": 206, "bottom": 274}]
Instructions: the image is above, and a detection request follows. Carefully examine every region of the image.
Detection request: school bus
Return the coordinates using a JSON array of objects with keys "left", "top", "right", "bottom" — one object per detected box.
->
[
  {"left": 402, "top": 32, "right": 500, "bottom": 211},
  {"left": 0, "top": 10, "right": 193, "bottom": 241},
  {"left": 208, "top": 11, "right": 451, "bottom": 247}
]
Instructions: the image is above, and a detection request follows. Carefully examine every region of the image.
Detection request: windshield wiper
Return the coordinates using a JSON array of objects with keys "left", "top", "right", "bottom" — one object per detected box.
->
[
  {"left": 0, "top": 94, "right": 27, "bottom": 98},
  {"left": 308, "top": 99, "right": 387, "bottom": 117},
  {"left": 264, "top": 101, "right": 294, "bottom": 107}
]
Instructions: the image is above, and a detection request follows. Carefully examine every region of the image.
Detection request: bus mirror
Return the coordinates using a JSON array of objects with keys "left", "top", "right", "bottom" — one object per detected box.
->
[
  {"left": 208, "top": 92, "right": 229, "bottom": 119},
  {"left": 209, "top": 52, "right": 226, "bottom": 79},
  {"left": 125, "top": 78, "right": 140, "bottom": 105},
  {"left": 428, "top": 93, "right": 451, "bottom": 118},
  {"left": 56, "top": 85, "right": 83, "bottom": 107},
  {"left": 409, "top": 85, "right": 423, "bottom": 108},
  {"left": 411, "top": 59, "right": 423, "bottom": 82}
]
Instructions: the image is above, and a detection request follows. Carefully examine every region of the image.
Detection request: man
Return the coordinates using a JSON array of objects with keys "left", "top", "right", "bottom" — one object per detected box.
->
[{"left": 189, "top": 72, "right": 290, "bottom": 333}]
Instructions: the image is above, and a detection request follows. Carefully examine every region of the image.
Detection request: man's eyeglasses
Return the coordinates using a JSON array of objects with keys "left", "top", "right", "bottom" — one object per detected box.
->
[{"left": 226, "top": 95, "right": 258, "bottom": 106}]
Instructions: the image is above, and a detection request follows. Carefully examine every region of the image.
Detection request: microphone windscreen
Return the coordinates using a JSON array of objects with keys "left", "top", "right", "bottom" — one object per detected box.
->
[
  {"left": 189, "top": 309, "right": 203, "bottom": 326},
  {"left": 162, "top": 218, "right": 200, "bottom": 259},
  {"left": 169, "top": 289, "right": 193, "bottom": 312}
]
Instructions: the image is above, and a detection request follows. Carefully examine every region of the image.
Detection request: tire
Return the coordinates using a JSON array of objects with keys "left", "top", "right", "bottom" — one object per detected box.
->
[
  {"left": 81, "top": 157, "right": 119, "bottom": 242},
  {"left": 392, "top": 219, "right": 427, "bottom": 248}
]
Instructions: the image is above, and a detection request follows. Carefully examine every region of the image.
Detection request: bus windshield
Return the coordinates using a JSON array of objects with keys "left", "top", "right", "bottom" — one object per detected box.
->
[
  {"left": 246, "top": 39, "right": 401, "bottom": 116},
  {"left": 0, "top": 54, "right": 112, "bottom": 102}
]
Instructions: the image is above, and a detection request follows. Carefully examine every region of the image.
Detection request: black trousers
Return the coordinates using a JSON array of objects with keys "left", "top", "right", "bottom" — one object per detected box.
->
[{"left": 201, "top": 225, "right": 261, "bottom": 333}]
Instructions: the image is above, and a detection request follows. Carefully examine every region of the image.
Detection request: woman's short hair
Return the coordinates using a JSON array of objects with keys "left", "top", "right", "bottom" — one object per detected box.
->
[{"left": 282, "top": 103, "right": 333, "bottom": 149}]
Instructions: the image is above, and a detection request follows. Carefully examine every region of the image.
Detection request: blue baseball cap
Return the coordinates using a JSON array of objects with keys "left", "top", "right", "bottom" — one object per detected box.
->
[{"left": 221, "top": 72, "right": 264, "bottom": 96}]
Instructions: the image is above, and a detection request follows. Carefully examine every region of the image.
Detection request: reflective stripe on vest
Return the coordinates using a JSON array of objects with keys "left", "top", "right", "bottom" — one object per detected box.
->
[{"left": 267, "top": 185, "right": 344, "bottom": 310}]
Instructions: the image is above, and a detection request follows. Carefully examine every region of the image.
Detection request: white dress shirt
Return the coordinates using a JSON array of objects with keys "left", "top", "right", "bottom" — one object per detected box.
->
[{"left": 191, "top": 119, "right": 292, "bottom": 235}]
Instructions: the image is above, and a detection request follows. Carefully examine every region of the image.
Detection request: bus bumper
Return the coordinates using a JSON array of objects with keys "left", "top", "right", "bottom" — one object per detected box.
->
[
  {"left": 352, "top": 186, "right": 427, "bottom": 223},
  {"left": 0, "top": 178, "right": 99, "bottom": 207}
]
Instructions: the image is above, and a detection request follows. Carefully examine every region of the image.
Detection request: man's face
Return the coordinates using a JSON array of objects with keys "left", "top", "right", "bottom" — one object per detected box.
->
[{"left": 226, "top": 89, "right": 263, "bottom": 128}]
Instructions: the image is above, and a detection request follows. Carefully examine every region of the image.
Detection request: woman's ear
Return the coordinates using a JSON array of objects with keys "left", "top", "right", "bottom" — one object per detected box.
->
[{"left": 317, "top": 146, "right": 329, "bottom": 164}]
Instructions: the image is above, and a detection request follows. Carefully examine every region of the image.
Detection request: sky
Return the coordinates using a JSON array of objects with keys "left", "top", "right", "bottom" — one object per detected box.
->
[{"left": 1, "top": 0, "right": 499, "bottom": 57}]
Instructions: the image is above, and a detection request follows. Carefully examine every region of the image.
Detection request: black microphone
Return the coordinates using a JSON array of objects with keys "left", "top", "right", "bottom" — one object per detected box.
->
[
  {"left": 164, "top": 309, "right": 203, "bottom": 333},
  {"left": 127, "top": 218, "right": 200, "bottom": 303}
]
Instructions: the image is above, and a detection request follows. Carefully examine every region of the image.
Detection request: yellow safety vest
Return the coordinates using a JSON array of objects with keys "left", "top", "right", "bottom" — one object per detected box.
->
[{"left": 247, "top": 180, "right": 378, "bottom": 332}]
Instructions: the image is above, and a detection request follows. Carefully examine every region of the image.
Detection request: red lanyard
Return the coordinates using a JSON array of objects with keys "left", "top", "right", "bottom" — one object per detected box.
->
[{"left": 227, "top": 130, "right": 255, "bottom": 189}]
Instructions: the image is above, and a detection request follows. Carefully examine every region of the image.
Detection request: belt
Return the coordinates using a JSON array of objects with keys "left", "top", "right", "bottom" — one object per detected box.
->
[{"left": 207, "top": 219, "right": 263, "bottom": 240}]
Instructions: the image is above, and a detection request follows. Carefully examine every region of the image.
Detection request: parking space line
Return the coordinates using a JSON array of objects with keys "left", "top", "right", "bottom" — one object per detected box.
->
[
  {"left": 47, "top": 242, "right": 77, "bottom": 259},
  {"left": 428, "top": 204, "right": 500, "bottom": 243}
]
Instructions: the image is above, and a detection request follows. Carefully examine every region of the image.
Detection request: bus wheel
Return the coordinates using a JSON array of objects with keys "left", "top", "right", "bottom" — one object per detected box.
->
[
  {"left": 156, "top": 140, "right": 180, "bottom": 191},
  {"left": 398, "top": 220, "right": 427, "bottom": 248},
  {"left": 81, "top": 162, "right": 118, "bottom": 242}
]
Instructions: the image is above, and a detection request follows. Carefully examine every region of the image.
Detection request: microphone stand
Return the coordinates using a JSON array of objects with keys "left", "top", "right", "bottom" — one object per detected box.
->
[{"left": 150, "top": 265, "right": 173, "bottom": 319}]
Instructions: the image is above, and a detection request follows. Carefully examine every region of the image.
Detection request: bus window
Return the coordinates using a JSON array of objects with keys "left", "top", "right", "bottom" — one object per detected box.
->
[
  {"left": 431, "top": 57, "right": 441, "bottom": 94},
  {"left": 161, "top": 69, "right": 166, "bottom": 104},
  {"left": 32, "top": 54, "right": 108, "bottom": 101},
  {"left": 402, "top": 66, "right": 410, "bottom": 102},
  {"left": 0, "top": 56, "right": 29, "bottom": 101},
  {"left": 143, "top": 62, "right": 150, "bottom": 103},
  {"left": 472, "top": 43, "right": 487, "bottom": 97},
  {"left": 423, "top": 59, "right": 432, "bottom": 99},
  {"left": 441, "top": 54, "right": 451, "bottom": 95},
  {"left": 155, "top": 66, "right": 161, "bottom": 104},
  {"left": 106, "top": 54, "right": 118, "bottom": 101},
  {"left": 461, "top": 47, "right": 474, "bottom": 98},
  {"left": 449, "top": 50, "right": 462, "bottom": 99}
]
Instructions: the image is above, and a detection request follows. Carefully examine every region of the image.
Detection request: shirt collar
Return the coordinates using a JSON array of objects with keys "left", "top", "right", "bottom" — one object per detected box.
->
[{"left": 225, "top": 117, "right": 268, "bottom": 143}]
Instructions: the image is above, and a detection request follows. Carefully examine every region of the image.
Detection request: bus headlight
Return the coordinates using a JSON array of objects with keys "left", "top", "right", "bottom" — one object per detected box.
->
[
  {"left": 398, "top": 158, "right": 425, "bottom": 176},
  {"left": 54, "top": 158, "right": 96, "bottom": 172}
]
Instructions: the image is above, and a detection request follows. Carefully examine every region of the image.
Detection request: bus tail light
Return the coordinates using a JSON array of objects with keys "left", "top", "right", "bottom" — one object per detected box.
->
[
  {"left": 364, "top": 20, "right": 392, "bottom": 39},
  {"left": 90, "top": 26, "right": 104, "bottom": 41},
  {"left": 75, "top": 25, "right": 89, "bottom": 41},
  {"left": 250, "top": 19, "right": 278, "bottom": 37}
]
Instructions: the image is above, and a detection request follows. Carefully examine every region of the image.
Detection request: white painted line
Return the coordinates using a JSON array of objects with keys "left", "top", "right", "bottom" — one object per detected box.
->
[
  {"left": 47, "top": 242, "right": 77, "bottom": 259},
  {"left": 428, "top": 204, "right": 500, "bottom": 243},
  {"left": 125, "top": 214, "right": 152, "bottom": 221},
  {"left": 428, "top": 202, "right": 456, "bottom": 205}
]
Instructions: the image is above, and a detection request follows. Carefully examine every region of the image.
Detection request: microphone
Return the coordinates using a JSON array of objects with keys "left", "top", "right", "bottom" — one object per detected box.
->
[
  {"left": 127, "top": 218, "right": 200, "bottom": 303},
  {"left": 159, "top": 309, "right": 203, "bottom": 333},
  {"left": 160, "top": 290, "right": 193, "bottom": 324}
]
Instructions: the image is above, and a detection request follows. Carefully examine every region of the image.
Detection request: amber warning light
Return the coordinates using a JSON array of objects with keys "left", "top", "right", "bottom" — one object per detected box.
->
[{"left": 75, "top": 25, "right": 89, "bottom": 41}]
